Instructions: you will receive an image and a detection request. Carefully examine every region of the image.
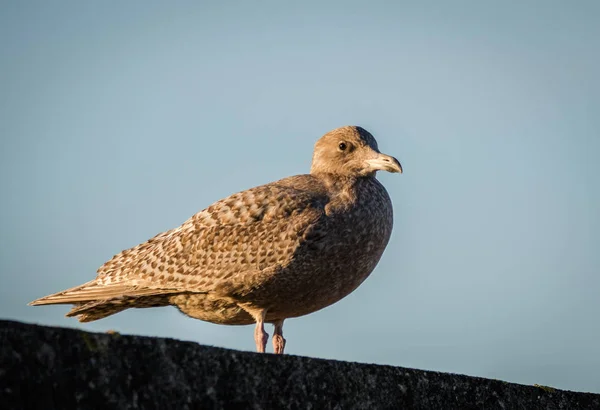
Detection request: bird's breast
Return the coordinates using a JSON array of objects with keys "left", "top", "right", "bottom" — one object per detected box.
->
[{"left": 260, "top": 178, "right": 394, "bottom": 319}]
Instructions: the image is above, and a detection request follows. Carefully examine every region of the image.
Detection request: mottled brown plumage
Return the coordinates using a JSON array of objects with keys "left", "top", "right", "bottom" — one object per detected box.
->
[{"left": 30, "top": 126, "right": 402, "bottom": 354}]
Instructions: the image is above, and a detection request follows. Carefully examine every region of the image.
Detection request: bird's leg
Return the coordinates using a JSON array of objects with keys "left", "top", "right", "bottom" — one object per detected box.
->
[
  {"left": 253, "top": 310, "right": 269, "bottom": 353},
  {"left": 272, "top": 320, "right": 286, "bottom": 354}
]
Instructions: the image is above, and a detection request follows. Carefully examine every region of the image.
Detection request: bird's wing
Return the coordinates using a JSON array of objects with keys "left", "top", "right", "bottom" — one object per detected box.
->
[
  {"left": 85, "top": 175, "right": 331, "bottom": 296},
  {"left": 30, "top": 175, "right": 330, "bottom": 306},
  {"left": 28, "top": 279, "right": 185, "bottom": 306}
]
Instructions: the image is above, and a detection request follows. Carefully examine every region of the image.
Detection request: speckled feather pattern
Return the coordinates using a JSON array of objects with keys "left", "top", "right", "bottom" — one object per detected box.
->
[{"left": 31, "top": 126, "right": 399, "bottom": 330}]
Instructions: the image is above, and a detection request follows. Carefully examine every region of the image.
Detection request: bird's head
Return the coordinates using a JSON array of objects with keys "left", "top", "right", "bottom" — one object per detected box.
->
[{"left": 310, "top": 126, "right": 402, "bottom": 177}]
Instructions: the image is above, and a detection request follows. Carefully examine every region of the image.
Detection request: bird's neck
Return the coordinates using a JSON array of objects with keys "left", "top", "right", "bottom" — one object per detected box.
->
[
  {"left": 313, "top": 173, "right": 376, "bottom": 214},
  {"left": 313, "top": 172, "right": 359, "bottom": 188}
]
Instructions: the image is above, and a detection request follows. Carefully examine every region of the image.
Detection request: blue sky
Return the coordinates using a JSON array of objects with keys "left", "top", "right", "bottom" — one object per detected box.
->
[{"left": 1, "top": 1, "right": 599, "bottom": 393}]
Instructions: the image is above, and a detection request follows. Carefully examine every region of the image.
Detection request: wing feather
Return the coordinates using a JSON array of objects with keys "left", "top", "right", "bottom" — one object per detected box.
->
[
  {"left": 29, "top": 280, "right": 182, "bottom": 306},
  {"left": 30, "top": 175, "right": 331, "bottom": 306}
]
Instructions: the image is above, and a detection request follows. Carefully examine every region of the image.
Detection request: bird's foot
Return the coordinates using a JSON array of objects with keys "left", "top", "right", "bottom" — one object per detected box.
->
[
  {"left": 254, "top": 323, "right": 269, "bottom": 353},
  {"left": 272, "top": 334, "right": 286, "bottom": 354},
  {"left": 272, "top": 320, "right": 286, "bottom": 354}
]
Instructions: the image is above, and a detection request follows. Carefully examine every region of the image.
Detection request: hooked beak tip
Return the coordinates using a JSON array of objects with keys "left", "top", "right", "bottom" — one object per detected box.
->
[{"left": 366, "top": 154, "right": 402, "bottom": 174}]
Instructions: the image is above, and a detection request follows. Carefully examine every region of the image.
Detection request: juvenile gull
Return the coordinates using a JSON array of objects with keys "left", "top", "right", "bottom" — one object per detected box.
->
[{"left": 30, "top": 126, "right": 402, "bottom": 354}]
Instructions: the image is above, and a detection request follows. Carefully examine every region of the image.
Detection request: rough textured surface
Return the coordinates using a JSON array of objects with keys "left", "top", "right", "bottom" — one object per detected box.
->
[{"left": 1, "top": 320, "right": 598, "bottom": 410}]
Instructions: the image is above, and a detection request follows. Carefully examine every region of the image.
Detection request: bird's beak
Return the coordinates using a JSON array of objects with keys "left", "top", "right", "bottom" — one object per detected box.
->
[{"left": 365, "top": 153, "right": 403, "bottom": 173}]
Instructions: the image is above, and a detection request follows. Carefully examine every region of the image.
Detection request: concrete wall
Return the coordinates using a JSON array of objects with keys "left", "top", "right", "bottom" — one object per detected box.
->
[{"left": 1, "top": 320, "right": 598, "bottom": 409}]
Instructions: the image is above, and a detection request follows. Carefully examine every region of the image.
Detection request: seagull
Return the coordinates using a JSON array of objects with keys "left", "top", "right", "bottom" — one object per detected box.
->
[{"left": 30, "top": 126, "right": 402, "bottom": 354}]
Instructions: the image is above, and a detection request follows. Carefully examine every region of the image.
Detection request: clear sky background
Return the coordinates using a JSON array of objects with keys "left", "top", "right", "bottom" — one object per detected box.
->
[{"left": 1, "top": 1, "right": 599, "bottom": 394}]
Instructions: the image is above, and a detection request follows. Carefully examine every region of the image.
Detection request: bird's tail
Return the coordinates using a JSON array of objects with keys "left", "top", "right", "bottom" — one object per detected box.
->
[
  {"left": 66, "top": 300, "right": 129, "bottom": 322},
  {"left": 29, "top": 280, "right": 105, "bottom": 306},
  {"left": 29, "top": 280, "right": 180, "bottom": 322},
  {"left": 29, "top": 280, "right": 127, "bottom": 322}
]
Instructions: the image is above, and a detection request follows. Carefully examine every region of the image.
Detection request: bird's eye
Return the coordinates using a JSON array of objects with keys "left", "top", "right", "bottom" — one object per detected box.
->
[{"left": 338, "top": 142, "right": 347, "bottom": 151}]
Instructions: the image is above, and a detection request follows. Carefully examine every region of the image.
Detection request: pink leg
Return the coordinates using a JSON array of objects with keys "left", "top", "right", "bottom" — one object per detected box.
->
[
  {"left": 253, "top": 311, "right": 269, "bottom": 353},
  {"left": 272, "top": 320, "right": 286, "bottom": 354}
]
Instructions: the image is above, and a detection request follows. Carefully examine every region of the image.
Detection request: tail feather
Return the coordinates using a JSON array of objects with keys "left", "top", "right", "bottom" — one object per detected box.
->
[
  {"left": 66, "top": 301, "right": 129, "bottom": 322},
  {"left": 29, "top": 281, "right": 182, "bottom": 306},
  {"left": 66, "top": 300, "right": 118, "bottom": 317},
  {"left": 29, "top": 280, "right": 102, "bottom": 306},
  {"left": 66, "top": 294, "right": 173, "bottom": 322},
  {"left": 29, "top": 280, "right": 187, "bottom": 323}
]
